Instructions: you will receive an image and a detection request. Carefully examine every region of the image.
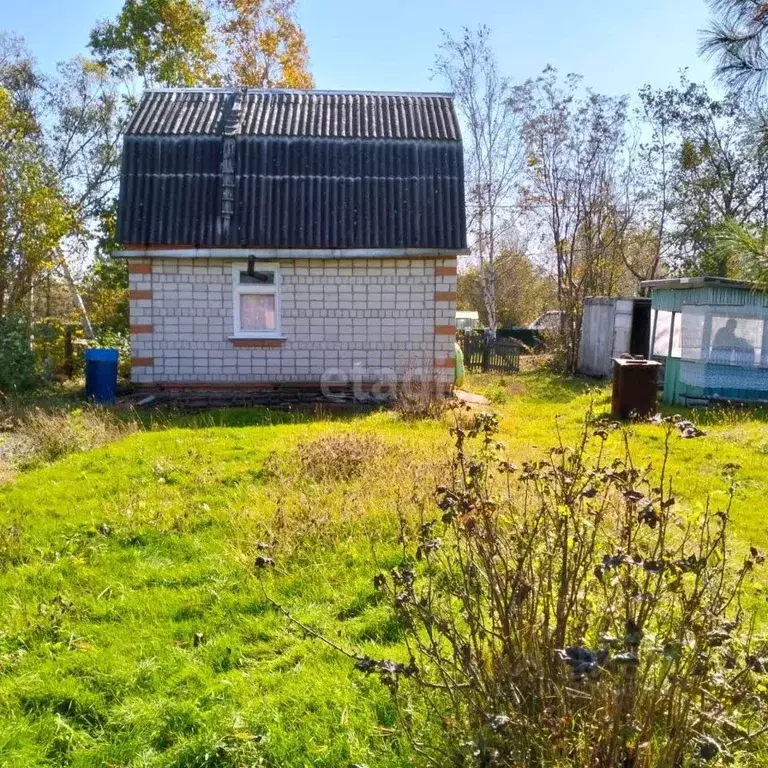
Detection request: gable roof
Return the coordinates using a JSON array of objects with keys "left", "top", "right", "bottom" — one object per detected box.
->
[
  {"left": 117, "top": 88, "right": 466, "bottom": 252},
  {"left": 125, "top": 89, "right": 461, "bottom": 141}
]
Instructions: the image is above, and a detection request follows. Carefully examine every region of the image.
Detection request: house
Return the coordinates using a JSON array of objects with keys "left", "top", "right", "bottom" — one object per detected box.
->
[
  {"left": 113, "top": 88, "right": 467, "bottom": 394},
  {"left": 578, "top": 297, "right": 651, "bottom": 378},
  {"left": 641, "top": 277, "right": 768, "bottom": 404}
]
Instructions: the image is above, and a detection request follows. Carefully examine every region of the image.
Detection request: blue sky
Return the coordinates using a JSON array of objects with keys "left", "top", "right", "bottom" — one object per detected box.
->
[{"left": 1, "top": 0, "right": 715, "bottom": 96}]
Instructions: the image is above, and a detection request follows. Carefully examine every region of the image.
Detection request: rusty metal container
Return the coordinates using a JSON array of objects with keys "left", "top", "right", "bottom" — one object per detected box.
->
[{"left": 611, "top": 357, "right": 662, "bottom": 419}]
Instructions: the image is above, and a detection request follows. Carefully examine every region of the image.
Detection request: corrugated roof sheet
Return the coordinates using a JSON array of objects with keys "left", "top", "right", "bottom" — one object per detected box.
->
[
  {"left": 117, "top": 88, "right": 467, "bottom": 251},
  {"left": 125, "top": 89, "right": 461, "bottom": 141},
  {"left": 641, "top": 277, "right": 756, "bottom": 291}
]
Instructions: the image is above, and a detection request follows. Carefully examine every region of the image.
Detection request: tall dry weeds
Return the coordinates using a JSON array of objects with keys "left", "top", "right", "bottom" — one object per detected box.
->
[
  {"left": 265, "top": 407, "right": 768, "bottom": 767},
  {"left": 364, "top": 409, "right": 768, "bottom": 766},
  {"left": 16, "top": 407, "right": 138, "bottom": 467}
]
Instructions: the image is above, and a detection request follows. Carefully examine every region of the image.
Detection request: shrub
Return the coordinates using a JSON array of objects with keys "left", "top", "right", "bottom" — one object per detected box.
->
[
  {"left": 354, "top": 411, "right": 768, "bottom": 767},
  {"left": 394, "top": 390, "right": 448, "bottom": 421},
  {"left": 0, "top": 314, "right": 37, "bottom": 394},
  {"left": 17, "top": 406, "right": 138, "bottom": 466},
  {"left": 30, "top": 319, "right": 86, "bottom": 381}
]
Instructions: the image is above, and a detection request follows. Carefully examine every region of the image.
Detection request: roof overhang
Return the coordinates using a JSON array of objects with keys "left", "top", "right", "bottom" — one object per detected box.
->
[
  {"left": 113, "top": 247, "right": 470, "bottom": 259},
  {"left": 640, "top": 276, "right": 755, "bottom": 291}
]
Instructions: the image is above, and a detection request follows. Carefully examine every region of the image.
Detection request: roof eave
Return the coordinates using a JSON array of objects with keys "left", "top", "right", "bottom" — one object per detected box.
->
[
  {"left": 113, "top": 247, "right": 470, "bottom": 259},
  {"left": 640, "top": 276, "right": 757, "bottom": 291}
]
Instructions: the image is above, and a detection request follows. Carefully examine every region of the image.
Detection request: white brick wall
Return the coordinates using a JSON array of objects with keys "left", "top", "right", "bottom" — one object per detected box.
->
[{"left": 129, "top": 257, "right": 457, "bottom": 389}]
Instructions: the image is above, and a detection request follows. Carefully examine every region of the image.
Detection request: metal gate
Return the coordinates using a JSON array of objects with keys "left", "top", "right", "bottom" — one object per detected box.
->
[{"left": 462, "top": 336, "right": 521, "bottom": 374}]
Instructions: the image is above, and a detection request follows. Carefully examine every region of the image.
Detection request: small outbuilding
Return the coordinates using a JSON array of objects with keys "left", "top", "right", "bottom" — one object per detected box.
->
[
  {"left": 578, "top": 297, "right": 652, "bottom": 378},
  {"left": 114, "top": 88, "right": 467, "bottom": 393},
  {"left": 641, "top": 277, "right": 768, "bottom": 405},
  {"left": 456, "top": 310, "right": 480, "bottom": 331}
]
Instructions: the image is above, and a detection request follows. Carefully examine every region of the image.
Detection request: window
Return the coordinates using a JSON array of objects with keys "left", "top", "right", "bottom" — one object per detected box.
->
[
  {"left": 232, "top": 263, "right": 281, "bottom": 338},
  {"left": 652, "top": 311, "right": 681, "bottom": 358},
  {"left": 680, "top": 304, "right": 766, "bottom": 367}
]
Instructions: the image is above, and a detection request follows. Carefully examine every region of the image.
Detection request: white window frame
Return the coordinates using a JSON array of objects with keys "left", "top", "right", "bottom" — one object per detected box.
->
[{"left": 231, "top": 262, "right": 282, "bottom": 339}]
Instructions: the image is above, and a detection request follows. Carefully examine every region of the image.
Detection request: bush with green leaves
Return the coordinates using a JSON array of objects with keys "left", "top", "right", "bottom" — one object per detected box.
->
[
  {"left": 353, "top": 410, "right": 768, "bottom": 767},
  {"left": 87, "top": 328, "right": 131, "bottom": 381},
  {"left": 0, "top": 314, "right": 37, "bottom": 393}
]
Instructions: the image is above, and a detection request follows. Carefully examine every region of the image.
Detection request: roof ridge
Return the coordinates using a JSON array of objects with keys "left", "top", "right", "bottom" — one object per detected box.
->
[{"left": 139, "top": 87, "right": 456, "bottom": 98}]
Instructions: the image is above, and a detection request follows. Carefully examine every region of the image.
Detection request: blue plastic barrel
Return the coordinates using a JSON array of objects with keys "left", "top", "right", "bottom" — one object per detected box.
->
[{"left": 85, "top": 348, "right": 119, "bottom": 403}]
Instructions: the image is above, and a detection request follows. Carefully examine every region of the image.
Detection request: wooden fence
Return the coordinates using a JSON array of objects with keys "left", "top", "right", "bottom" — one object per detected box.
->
[{"left": 461, "top": 335, "right": 521, "bottom": 374}]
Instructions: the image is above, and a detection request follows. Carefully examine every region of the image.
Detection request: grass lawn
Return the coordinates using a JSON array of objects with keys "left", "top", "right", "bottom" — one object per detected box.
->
[{"left": 0, "top": 370, "right": 767, "bottom": 767}]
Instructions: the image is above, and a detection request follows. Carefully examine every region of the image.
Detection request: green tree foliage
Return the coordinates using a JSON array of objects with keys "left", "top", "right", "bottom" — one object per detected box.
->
[
  {"left": 709, "top": 217, "right": 768, "bottom": 289},
  {"left": 458, "top": 250, "right": 556, "bottom": 328},
  {"left": 518, "top": 67, "right": 631, "bottom": 369},
  {"left": 0, "top": 33, "right": 127, "bottom": 354},
  {"left": 45, "top": 57, "right": 125, "bottom": 234},
  {"left": 89, "top": 0, "right": 217, "bottom": 87},
  {"left": 42, "top": 56, "right": 129, "bottom": 337},
  {"left": 89, "top": 0, "right": 312, "bottom": 88},
  {"left": 0, "top": 32, "right": 40, "bottom": 130},
  {"left": 81, "top": 204, "right": 128, "bottom": 334},
  {"left": 640, "top": 77, "right": 768, "bottom": 276},
  {"left": 0, "top": 87, "right": 71, "bottom": 317},
  {"left": 701, "top": 0, "right": 768, "bottom": 96},
  {"left": 0, "top": 313, "right": 36, "bottom": 392}
]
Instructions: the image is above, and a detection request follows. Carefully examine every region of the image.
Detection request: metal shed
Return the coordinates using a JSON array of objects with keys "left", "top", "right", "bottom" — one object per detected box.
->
[
  {"left": 640, "top": 277, "right": 768, "bottom": 405},
  {"left": 578, "top": 297, "right": 652, "bottom": 377}
]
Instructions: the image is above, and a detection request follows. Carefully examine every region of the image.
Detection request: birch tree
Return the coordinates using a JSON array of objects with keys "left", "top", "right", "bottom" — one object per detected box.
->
[
  {"left": 435, "top": 26, "right": 526, "bottom": 332},
  {"left": 211, "top": 0, "right": 313, "bottom": 88},
  {"left": 520, "top": 67, "right": 629, "bottom": 369},
  {"left": 43, "top": 57, "right": 127, "bottom": 336}
]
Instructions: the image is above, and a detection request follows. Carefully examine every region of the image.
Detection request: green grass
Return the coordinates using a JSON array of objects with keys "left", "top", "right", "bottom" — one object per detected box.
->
[{"left": 0, "top": 371, "right": 766, "bottom": 767}]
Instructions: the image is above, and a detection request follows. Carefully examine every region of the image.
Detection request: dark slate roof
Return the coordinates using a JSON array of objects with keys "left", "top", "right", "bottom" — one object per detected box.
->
[
  {"left": 126, "top": 89, "right": 461, "bottom": 140},
  {"left": 117, "top": 88, "right": 466, "bottom": 251}
]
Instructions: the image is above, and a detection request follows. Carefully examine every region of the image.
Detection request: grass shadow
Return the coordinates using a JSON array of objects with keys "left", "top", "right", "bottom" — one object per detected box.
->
[{"left": 132, "top": 403, "right": 384, "bottom": 432}]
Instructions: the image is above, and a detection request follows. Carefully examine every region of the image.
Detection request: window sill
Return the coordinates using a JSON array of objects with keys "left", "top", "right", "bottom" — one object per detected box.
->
[{"left": 229, "top": 336, "right": 286, "bottom": 348}]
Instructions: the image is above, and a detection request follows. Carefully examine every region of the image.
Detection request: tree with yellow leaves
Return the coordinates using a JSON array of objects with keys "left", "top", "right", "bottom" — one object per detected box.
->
[{"left": 212, "top": 0, "right": 313, "bottom": 88}]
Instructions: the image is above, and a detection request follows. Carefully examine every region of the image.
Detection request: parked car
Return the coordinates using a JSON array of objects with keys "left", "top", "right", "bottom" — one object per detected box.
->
[{"left": 529, "top": 310, "right": 563, "bottom": 331}]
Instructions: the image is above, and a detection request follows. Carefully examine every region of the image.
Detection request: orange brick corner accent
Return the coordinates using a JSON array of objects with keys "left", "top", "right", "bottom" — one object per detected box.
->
[
  {"left": 436, "top": 265, "right": 457, "bottom": 276},
  {"left": 435, "top": 325, "right": 456, "bottom": 335},
  {"left": 129, "top": 289, "right": 152, "bottom": 300},
  {"left": 434, "top": 357, "right": 456, "bottom": 368},
  {"left": 130, "top": 357, "right": 154, "bottom": 367},
  {"left": 128, "top": 263, "right": 152, "bottom": 274},
  {"left": 434, "top": 291, "right": 457, "bottom": 302},
  {"left": 130, "top": 324, "right": 153, "bottom": 334},
  {"left": 232, "top": 338, "right": 285, "bottom": 348}
]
